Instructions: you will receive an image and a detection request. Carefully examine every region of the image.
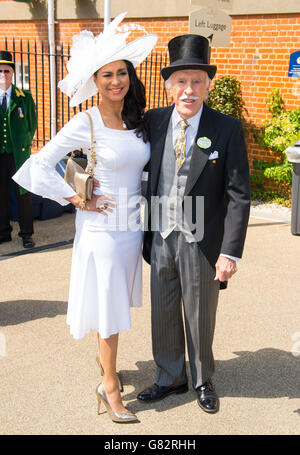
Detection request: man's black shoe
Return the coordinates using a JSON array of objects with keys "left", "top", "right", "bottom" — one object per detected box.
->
[
  {"left": 22, "top": 237, "right": 35, "bottom": 249},
  {"left": 137, "top": 383, "right": 188, "bottom": 402},
  {"left": 196, "top": 380, "right": 219, "bottom": 413},
  {"left": 0, "top": 236, "right": 12, "bottom": 244}
]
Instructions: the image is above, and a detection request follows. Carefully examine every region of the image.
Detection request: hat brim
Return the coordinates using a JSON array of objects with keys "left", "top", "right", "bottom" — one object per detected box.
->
[
  {"left": 0, "top": 60, "right": 15, "bottom": 70},
  {"left": 161, "top": 63, "right": 217, "bottom": 81},
  {"left": 68, "top": 34, "right": 158, "bottom": 107}
]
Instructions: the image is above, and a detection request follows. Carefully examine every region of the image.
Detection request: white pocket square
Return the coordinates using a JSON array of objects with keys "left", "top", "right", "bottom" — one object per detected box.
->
[{"left": 208, "top": 151, "right": 219, "bottom": 160}]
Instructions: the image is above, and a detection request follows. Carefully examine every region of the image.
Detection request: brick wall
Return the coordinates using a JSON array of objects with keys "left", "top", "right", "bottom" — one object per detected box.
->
[{"left": 0, "top": 13, "right": 299, "bottom": 167}]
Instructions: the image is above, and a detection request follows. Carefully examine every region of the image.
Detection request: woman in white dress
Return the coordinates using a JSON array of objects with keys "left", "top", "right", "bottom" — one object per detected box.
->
[{"left": 13, "top": 13, "right": 157, "bottom": 423}]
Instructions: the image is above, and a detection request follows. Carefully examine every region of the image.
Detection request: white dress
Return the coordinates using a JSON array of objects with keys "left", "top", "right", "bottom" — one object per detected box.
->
[{"left": 13, "top": 106, "right": 150, "bottom": 339}]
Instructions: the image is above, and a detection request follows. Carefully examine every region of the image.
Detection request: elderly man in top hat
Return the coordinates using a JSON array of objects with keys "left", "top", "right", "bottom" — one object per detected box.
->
[
  {"left": 137, "top": 35, "right": 250, "bottom": 413},
  {"left": 0, "top": 51, "right": 37, "bottom": 248}
]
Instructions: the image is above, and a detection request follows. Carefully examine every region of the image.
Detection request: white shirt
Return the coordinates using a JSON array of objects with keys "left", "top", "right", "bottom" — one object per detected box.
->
[
  {"left": 171, "top": 103, "right": 240, "bottom": 263},
  {"left": 0, "top": 84, "right": 12, "bottom": 108}
]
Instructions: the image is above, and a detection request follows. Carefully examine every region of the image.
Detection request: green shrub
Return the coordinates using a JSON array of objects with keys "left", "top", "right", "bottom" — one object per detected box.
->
[
  {"left": 250, "top": 189, "right": 291, "bottom": 207},
  {"left": 254, "top": 108, "right": 300, "bottom": 156},
  {"left": 250, "top": 158, "right": 293, "bottom": 198},
  {"left": 252, "top": 89, "right": 300, "bottom": 201},
  {"left": 207, "top": 76, "right": 248, "bottom": 129},
  {"left": 266, "top": 88, "right": 285, "bottom": 117}
]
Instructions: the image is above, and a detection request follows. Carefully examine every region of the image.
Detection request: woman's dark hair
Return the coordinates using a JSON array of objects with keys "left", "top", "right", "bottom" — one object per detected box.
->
[{"left": 122, "top": 60, "right": 148, "bottom": 142}]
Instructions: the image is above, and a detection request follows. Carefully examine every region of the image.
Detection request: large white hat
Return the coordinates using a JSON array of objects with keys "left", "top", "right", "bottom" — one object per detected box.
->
[{"left": 58, "top": 12, "right": 158, "bottom": 107}]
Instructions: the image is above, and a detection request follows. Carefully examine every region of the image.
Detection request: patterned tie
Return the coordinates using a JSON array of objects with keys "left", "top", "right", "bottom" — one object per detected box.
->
[
  {"left": 174, "top": 119, "right": 189, "bottom": 169},
  {"left": 1, "top": 92, "right": 7, "bottom": 112}
]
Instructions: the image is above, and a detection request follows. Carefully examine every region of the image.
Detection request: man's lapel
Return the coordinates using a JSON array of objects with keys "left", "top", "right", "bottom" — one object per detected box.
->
[
  {"left": 184, "top": 103, "right": 217, "bottom": 196},
  {"left": 8, "top": 85, "right": 18, "bottom": 114},
  {"left": 151, "top": 105, "right": 174, "bottom": 194}
]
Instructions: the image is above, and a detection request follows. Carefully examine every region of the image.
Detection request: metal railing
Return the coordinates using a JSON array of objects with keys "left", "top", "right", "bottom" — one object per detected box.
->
[{"left": 3, "top": 38, "right": 170, "bottom": 150}]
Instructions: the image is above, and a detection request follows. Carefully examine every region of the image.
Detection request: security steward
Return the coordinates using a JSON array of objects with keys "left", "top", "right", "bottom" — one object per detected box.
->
[{"left": 0, "top": 51, "right": 37, "bottom": 248}]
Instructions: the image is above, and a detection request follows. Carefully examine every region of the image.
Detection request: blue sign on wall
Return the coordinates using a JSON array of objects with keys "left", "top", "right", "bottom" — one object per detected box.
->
[{"left": 288, "top": 50, "right": 300, "bottom": 77}]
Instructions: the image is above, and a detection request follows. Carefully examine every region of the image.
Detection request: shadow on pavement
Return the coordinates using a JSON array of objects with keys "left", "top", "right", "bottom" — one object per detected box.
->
[
  {"left": 0, "top": 240, "right": 73, "bottom": 261},
  {"left": 0, "top": 299, "right": 67, "bottom": 326},
  {"left": 119, "top": 348, "right": 300, "bottom": 413}
]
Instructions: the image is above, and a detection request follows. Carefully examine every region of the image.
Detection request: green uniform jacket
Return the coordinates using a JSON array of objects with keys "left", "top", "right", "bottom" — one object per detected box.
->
[{"left": 0, "top": 84, "right": 37, "bottom": 195}]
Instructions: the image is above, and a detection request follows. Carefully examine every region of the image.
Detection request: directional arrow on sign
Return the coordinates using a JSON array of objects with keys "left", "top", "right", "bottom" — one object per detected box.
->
[{"left": 206, "top": 34, "right": 214, "bottom": 45}]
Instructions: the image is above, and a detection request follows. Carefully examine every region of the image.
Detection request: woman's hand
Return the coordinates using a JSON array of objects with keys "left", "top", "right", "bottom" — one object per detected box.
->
[
  {"left": 65, "top": 193, "right": 115, "bottom": 215},
  {"left": 85, "top": 165, "right": 100, "bottom": 191},
  {"left": 93, "top": 177, "right": 100, "bottom": 190},
  {"left": 85, "top": 194, "right": 115, "bottom": 216}
]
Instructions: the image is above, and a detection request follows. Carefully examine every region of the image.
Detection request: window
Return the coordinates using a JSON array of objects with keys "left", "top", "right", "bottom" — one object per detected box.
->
[{"left": 14, "top": 61, "right": 30, "bottom": 90}]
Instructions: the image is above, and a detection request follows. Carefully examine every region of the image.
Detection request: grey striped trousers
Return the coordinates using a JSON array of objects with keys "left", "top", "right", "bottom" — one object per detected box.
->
[{"left": 150, "top": 230, "right": 220, "bottom": 389}]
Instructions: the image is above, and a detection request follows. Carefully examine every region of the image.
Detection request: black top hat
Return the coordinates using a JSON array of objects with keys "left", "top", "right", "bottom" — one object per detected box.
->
[
  {"left": 0, "top": 51, "right": 15, "bottom": 70},
  {"left": 161, "top": 35, "right": 217, "bottom": 81}
]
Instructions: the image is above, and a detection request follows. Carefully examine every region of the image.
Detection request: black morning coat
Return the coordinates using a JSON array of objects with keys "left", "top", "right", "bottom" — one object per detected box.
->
[{"left": 143, "top": 102, "right": 251, "bottom": 289}]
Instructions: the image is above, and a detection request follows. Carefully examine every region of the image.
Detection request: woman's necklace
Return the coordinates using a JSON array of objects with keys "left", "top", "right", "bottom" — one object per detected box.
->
[{"left": 98, "top": 106, "right": 127, "bottom": 130}]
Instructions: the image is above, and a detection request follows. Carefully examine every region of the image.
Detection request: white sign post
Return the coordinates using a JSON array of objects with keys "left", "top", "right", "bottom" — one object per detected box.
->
[
  {"left": 189, "top": 8, "right": 232, "bottom": 47},
  {"left": 104, "top": 0, "right": 111, "bottom": 29}
]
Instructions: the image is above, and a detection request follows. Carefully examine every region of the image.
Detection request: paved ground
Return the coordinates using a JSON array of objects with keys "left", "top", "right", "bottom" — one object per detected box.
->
[{"left": 0, "top": 204, "right": 299, "bottom": 435}]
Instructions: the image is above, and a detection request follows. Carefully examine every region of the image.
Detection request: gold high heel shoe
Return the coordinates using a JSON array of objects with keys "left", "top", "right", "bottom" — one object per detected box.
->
[
  {"left": 95, "top": 382, "right": 138, "bottom": 423},
  {"left": 96, "top": 355, "right": 124, "bottom": 392}
]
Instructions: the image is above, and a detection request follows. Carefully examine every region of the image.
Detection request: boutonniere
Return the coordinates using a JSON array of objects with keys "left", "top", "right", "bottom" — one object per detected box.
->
[{"left": 197, "top": 137, "right": 211, "bottom": 149}]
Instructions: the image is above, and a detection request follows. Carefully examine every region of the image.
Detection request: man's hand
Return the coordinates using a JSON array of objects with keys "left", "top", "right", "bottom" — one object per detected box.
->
[{"left": 214, "top": 256, "right": 237, "bottom": 282}]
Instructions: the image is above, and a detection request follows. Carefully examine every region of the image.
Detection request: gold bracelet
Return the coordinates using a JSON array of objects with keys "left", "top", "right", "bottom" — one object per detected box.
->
[{"left": 79, "top": 199, "right": 86, "bottom": 210}]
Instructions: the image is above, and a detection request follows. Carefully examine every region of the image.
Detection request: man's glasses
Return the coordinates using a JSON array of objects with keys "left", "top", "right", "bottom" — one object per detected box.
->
[{"left": 0, "top": 70, "right": 12, "bottom": 74}]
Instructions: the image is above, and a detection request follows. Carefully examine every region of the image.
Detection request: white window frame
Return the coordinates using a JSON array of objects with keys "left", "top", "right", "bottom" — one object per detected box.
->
[{"left": 14, "top": 61, "right": 30, "bottom": 90}]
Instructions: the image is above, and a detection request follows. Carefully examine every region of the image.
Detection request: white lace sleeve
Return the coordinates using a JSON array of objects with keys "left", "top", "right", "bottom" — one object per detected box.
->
[{"left": 13, "top": 111, "right": 90, "bottom": 206}]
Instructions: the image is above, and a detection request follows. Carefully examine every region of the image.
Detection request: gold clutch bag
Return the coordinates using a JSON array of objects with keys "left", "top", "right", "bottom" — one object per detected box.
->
[
  {"left": 64, "top": 111, "right": 96, "bottom": 201},
  {"left": 64, "top": 157, "right": 93, "bottom": 200}
]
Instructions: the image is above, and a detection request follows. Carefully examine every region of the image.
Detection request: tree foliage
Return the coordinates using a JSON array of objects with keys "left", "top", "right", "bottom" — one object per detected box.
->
[
  {"left": 207, "top": 75, "right": 248, "bottom": 128},
  {"left": 252, "top": 89, "right": 300, "bottom": 199}
]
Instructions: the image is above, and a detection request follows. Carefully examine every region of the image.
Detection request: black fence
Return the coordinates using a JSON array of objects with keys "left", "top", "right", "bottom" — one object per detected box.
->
[{"left": 3, "top": 38, "right": 169, "bottom": 150}]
